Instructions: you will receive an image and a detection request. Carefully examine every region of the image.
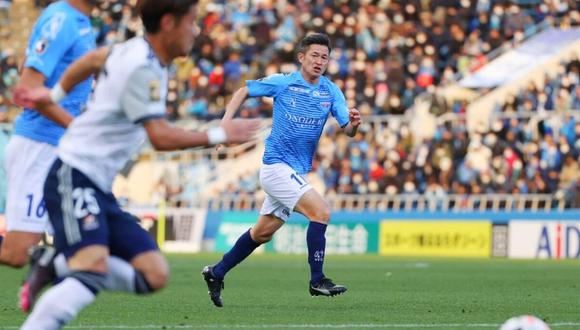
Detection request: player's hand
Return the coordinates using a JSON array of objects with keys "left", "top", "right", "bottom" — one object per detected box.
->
[
  {"left": 349, "top": 108, "right": 361, "bottom": 127},
  {"left": 13, "top": 85, "right": 52, "bottom": 109},
  {"left": 221, "top": 119, "right": 261, "bottom": 144}
]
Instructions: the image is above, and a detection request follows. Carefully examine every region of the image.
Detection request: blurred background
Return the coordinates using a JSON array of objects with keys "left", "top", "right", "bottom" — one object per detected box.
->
[{"left": 0, "top": 0, "right": 578, "bottom": 259}]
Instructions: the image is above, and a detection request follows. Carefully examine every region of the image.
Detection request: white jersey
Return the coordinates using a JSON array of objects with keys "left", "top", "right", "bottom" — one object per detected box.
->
[{"left": 58, "top": 37, "right": 168, "bottom": 192}]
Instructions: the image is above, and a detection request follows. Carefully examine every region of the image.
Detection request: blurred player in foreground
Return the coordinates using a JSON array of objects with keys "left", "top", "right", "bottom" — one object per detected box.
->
[
  {"left": 0, "top": 0, "right": 100, "bottom": 311},
  {"left": 15, "top": 0, "right": 259, "bottom": 328},
  {"left": 203, "top": 33, "right": 361, "bottom": 307}
]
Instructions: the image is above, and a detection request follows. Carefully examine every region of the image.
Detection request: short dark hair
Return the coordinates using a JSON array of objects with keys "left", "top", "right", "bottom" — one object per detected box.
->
[
  {"left": 139, "top": 0, "right": 198, "bottom": 34},
  {"left": 298, "top": 33, "right": 331, "bottom": 54}
]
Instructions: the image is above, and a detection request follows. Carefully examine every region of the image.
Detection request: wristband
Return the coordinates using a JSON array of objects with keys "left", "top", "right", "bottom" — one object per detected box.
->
[
  {"left": 50, "top": 83, "right": 66, "bottom": 103},
  {"left": 207, "top": 126, "right": 227, "bottom": 145}
]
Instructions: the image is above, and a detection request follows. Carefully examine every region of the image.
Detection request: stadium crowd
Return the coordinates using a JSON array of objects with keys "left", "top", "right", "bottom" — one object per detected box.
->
[{"left": 21, "top": 0, "right": 580, "bottom": 121}]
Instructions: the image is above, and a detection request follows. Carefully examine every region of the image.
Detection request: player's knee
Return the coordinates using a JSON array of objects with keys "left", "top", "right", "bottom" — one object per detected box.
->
[
  {"left": 138, "top": 256, "right": 169, "bottom": 291},
  {"left": 143, "top": 264, "right": 169, "bottom": 291},
  {"left": 311, "top": 207, "right": 331, "bottom": 223}
]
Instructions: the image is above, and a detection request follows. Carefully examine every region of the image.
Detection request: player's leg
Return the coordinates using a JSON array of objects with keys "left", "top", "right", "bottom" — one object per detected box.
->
[
  {"left": 0, "top": 136, "right": 56, "bottom": 267},
  {"left": 203, "top": 212, "right": 283, "bottom": 307},
  {"left": 21, "top": 160, "right": 110, "bottom": 329},
  {"left": 108, "top": 207, "right": 169, "bottom": 294},
  {"left": 21, "top": 246, "right": 109, "bottom": 330},
  {"left": 212, "top": 213, "right": 284, "bottom": 278},
  {"left": 295, "top": 188, "right": 347, "bottom": 296},
  {"left": 203, "top": 163, "right": 307, "bottom": 306}
]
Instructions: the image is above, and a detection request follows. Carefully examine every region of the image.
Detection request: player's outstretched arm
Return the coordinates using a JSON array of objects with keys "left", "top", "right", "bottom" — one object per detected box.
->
[
  {"left": 221, "top": 86, "right": 249, "bottom": 121},
  {"left": 215, "top": 86, "right": 250, "bottom": 150},
  {"left": 59, "top": 46, "right": 111, "bottom": 93},
  {"left": 143, "top": 117, "right": 260, "bottom": 151},
  {"left": 342, "top": 108, "right": 361, "bottom": 137}
]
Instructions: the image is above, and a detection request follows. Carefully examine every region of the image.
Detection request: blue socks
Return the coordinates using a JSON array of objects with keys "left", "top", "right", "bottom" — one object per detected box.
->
[
  {"left": 213, "top": 229, "right": 260, "bottom": 279},
  {"left": 307, "top": 221, "right": 327, "bottom": 285},
  {"left": 212, "top": 222, "right": 328, "bottom": 285}
]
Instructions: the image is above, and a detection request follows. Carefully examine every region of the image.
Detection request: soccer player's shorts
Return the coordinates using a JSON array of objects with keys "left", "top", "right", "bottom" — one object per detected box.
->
[
  {"left": 259, "top": 163, "right": 312, "bottom": 221},
  {"left": 43, "top": 159, "right": 158, "bottom": 261},
  {"left": 4, "top": 136, "right": 57, "bottom": 233}
]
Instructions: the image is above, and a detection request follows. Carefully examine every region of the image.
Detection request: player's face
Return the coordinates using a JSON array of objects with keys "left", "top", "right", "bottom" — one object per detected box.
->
[
  {"left": 299, "top": 44, "right": 330, "bottom": 82},
  {"left": 169, "top": 6, "right": 198, "bottom": 58}
]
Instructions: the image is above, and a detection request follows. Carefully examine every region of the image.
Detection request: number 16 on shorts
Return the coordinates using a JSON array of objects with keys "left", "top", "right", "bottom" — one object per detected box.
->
[{"left": 26, "top": 194, "right": 47, "bottom": 219}]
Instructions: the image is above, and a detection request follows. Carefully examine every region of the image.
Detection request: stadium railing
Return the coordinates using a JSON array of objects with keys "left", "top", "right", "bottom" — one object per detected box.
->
[{"left": 202, "top": 194, "right": 567, "bottom": 213}]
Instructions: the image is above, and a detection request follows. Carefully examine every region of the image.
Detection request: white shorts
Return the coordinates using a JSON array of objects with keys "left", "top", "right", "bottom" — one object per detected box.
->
[
  {"left": 4, "top": 136, "right": 57, "bottom": 233},
  {"left": 259, "top": 163, "right": 312, "bottom": 221}
]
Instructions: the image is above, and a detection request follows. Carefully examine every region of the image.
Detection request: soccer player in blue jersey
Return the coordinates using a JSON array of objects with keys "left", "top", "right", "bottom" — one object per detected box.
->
[
  {"left": 0, "top": 0, "right": 99, "bottom": 311},
  {"left": 203, "top": 33, "right": 362, "bottom": 307}
]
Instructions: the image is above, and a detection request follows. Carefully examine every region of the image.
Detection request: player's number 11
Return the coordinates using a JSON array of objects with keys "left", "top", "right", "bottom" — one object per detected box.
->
[{"left": 290, "top": 173, "right": 304, "bottom": 186}]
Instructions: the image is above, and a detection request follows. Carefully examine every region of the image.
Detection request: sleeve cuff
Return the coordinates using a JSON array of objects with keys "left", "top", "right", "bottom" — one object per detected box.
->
[{"left": 133, "top": 114, "right": 166, "bottom": 124}]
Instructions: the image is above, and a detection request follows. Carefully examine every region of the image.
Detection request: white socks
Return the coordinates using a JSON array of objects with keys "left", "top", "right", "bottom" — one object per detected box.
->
[
  {"left": 21, "top": 277, "right": 96, "bottom": 330},
  {"left": 54, "top": 254, "right": 137, "bottom": 292}
]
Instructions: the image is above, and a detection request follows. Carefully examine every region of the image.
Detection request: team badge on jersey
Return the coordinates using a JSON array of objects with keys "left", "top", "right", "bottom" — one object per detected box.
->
[
  {"left": 34, "top": 39, "right": 49, "bottom": 54},
  {"left": 319, "top": 101, "right": 331, "bottom": 109},
  {"left": 149, "top": 80, "right": 161, "bottom": 102},
  {"left": 81, "top": 214, "right": 99, "bottom": 231}
]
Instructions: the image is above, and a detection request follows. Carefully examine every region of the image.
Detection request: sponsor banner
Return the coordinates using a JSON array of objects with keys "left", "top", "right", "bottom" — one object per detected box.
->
[
  {"left": 214, "top": 212, "right": 256, "bottom": 252},
  {"left": 266, "top": 223, "right": 379, "bottom": 255},
  {"left": 379, "top": 221, "right": 491, "bottom": 257},
  {"left": 508, "top": 221, "right": 580, "bottom": 259},
  {"left": 214, "top": 214, "right": 378, "bottom": 254}
]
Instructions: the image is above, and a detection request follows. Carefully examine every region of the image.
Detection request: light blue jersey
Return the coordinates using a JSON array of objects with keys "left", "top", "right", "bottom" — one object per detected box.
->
[
  {"left": 13, "top": 1, "right": 95, "bottom": 146},
  {"left": 247, "top": 71, "right": 349, "bottom": 174}
]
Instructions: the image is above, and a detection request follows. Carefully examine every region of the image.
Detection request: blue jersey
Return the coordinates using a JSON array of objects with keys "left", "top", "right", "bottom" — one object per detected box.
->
[
  {"left": 13, "top": 1, "right": 95, "bottom": 146},
  {"left": 247, "top": 71, "right": 349, "bottom": 174}
]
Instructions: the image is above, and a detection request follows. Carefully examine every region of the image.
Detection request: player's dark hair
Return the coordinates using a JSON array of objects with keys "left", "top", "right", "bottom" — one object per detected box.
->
[
  {"left": 297, "top": 33, "right": 332, "bottom": 55},
  {"left": 138, "top": 0, "right": 198, "bottom": 34}
]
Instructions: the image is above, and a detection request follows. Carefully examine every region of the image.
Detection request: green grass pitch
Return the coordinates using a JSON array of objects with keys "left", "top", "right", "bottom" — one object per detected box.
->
[{"left": 1, "top": 254, "right": 579, "bottom": 329}]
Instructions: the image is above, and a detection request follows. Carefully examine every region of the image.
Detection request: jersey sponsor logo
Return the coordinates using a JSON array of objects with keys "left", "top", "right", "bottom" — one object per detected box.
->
[
  {"left": 283, "top": 112, "right": 325, "bottom": 129},
  {"left": 289, "top": 86, "right": 309, "bottom": 94},
  {"left": 149, "top": 80, "right": 161, "bottom": 102},
  {"left": 312, "top": 91, "right": 330, "bottom": 97},
  {"left": 34, "top": 39, "right": 49, "bottom": 54}
]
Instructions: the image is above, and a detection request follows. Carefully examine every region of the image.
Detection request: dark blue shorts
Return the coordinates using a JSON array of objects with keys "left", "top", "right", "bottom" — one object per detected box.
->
[{"left": 44, "top": 159, "right": 158, "bottom": 261}]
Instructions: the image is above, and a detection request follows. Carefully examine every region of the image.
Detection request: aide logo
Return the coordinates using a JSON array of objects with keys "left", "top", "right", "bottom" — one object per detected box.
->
[{"left": 508, "top": 221, "right": 580, "bottom": 259}]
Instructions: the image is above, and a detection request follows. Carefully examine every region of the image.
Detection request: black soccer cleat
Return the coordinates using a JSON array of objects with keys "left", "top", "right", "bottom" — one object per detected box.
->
[
  {"left": 19, "top": 246, "right": 56, "bottom": 312},
  {"left": 202, "top": 265, "right": 224, "bottom": 307},
  {"left": 309, "top": 277, "right": 347, "bottom": 297}
]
